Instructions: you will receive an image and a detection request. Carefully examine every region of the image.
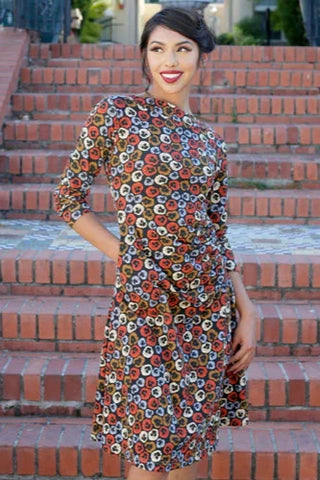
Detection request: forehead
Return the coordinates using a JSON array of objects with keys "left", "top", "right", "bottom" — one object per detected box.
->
[{"left": 148, "top": 25, "right": 196, "bottom": 46}]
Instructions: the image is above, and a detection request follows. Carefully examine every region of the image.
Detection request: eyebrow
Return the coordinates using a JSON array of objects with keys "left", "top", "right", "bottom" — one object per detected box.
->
[{"left": 149, "top": 40, "right": 193, "bottom": 46}]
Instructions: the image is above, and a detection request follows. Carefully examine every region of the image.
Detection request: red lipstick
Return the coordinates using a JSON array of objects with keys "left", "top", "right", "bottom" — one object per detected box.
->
[{"left": 160, "top": 70, "right": 183, "bottom": 83}]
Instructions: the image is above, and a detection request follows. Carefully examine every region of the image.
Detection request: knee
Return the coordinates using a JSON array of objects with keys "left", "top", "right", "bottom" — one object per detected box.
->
[{"left": 127, "top": 464, "right": 169, "bottom": 480}]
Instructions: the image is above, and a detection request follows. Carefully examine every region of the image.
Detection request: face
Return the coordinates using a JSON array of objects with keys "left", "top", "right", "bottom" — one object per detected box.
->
[{"left": 145, "top": 25, "right": 202, "bottom": 100}]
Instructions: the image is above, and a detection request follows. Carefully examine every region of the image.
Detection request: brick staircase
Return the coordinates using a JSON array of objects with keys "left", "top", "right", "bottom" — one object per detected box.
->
[{"left": 0, "top": 40, "right": 320, "bottom": 480}]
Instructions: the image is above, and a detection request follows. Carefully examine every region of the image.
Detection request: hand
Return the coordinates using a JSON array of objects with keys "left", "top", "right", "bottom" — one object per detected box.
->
[{"left": 227, "top": 303, "right": 258, "bottom": 374}]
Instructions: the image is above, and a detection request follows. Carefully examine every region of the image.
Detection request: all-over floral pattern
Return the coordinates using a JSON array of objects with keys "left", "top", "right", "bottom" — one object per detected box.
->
[{"left": 54, "top": 94, "right": 248, "bottom": 472}]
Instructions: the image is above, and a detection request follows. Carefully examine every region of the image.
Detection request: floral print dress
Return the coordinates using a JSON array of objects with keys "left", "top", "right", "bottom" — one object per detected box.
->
[{"left": 54, "top": 94, "right": 248, "bottom": 473}]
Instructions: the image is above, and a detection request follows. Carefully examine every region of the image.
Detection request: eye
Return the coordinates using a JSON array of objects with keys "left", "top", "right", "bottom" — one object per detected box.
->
[{"left": 178, "top": 46, "right": 192, "bottom": 52}]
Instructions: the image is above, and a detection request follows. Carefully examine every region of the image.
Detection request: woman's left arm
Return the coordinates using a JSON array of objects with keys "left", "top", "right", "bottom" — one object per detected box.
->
[{"left": 227, "top": 270, "right": 259, "bottom": 374}]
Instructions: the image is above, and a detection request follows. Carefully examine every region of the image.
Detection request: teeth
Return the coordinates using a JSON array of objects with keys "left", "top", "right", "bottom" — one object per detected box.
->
[{"left": 162, "top": 73, "right": 181, "bottom": 79}]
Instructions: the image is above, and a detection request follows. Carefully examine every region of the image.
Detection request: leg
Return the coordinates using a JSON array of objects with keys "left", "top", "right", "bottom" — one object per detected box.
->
[
  {"left": 168, "top": 462, "right": 199, "bottom": 480},
  {"left": 127, "top": 464, "right": 169, "bottom": 480}
]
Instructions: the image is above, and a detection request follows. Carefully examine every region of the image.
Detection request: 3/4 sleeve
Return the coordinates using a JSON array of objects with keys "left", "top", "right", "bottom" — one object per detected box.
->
[
  {"left": 207, "top": 139, "right": 239, "bottom": 272},
  {"left": 54, "top": 96, "right": 118, "bottom": 227}
]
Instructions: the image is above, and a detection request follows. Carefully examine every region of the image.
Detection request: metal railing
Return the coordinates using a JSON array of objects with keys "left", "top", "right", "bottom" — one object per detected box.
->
[{"left": 0, "top": 0, "right": 70, "bottom": 43}]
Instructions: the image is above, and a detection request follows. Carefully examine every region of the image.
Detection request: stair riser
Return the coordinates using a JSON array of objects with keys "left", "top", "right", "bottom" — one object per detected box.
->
[
  {"left": 4, "top": 122, "right": 320, "bottom": 152},
  {"left": 19, "top": 67, "right": 320, "bottom": 91},
  {"left": 1, "top": 187, "right": 319, "bottom": 224},
  {"left": 1, "top": 298, "right": 319, "bottom": 355},
  {"left": 0, "top": 355, "right": 319, "bottom": 418},
  {"left": 2, "top": 152, "right": 319, "bottom": 188},
  {"left": 11, "top": 93, "right": 320, "bottom": 121},
  {"left": 1, "top": 419, "right": 319, "bottom": 480},
  {"left": 28, "top": 42, "right": 320, "bottom": 63},
  {"left": 0, "top": 252, "right": 319, "bottom": 300}
]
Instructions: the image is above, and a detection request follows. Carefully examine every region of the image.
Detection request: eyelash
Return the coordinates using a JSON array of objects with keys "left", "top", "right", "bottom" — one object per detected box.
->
[{"left": 150, "top": 47, "right": 192, "bottom": 53}]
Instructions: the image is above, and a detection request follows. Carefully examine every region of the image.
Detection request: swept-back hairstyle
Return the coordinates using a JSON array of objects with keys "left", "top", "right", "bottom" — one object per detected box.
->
[{"left": 139, "top": 7, "right": 216, "bottom": 86}]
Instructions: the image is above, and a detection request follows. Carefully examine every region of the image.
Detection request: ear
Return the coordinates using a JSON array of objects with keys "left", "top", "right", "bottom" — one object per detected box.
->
[{"left": 201, "top": 53, "right": 208, "bottom": 66}]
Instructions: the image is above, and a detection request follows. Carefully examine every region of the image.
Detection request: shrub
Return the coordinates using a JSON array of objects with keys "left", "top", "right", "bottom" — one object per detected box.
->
[
  {"left": 72, "top": 0, "right": 111, "bottom": 43},
  {"left": 216, "top": 32, "right": 235, "bottom": 45}
]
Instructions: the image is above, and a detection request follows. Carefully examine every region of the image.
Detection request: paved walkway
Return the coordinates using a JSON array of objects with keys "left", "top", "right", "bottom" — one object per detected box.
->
[{"left": 0, "top": 219, "right": 319, "bottom": 255}]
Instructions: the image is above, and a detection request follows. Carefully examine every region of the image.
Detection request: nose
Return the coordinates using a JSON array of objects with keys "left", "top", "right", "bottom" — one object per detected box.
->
[{"left": 165, "top": 50, "right": 178, "bottom": 67}]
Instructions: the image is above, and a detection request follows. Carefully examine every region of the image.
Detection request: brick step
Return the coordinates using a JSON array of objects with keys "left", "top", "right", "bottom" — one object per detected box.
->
[
  {"left": 19, "top": 66, "right": 320, "bottom": 91},
  {"left": 0, "top": 296, "right": 319, "bottom": 356},
  {"left": 28, "top": 42, "right": 320, "bottom": 67},
  {"left": 3, "top": 120, "right": 320, "bottom": 153},
  {"left": 11, "top": 93, "right": 320, "bottom": 123},
  {"left": 0, "top": 351, "right": 319, "bottom": 420},
  {"left": 1, "top": 418, "right": 319, "bottom": 480},
  {"left": 1, "top": 150, "right": 319, "bottom": 189},
  {"left": 44, "top": 57, "right": 320, "bottom": 71},
  {"left": 1, "top": 184, "right": 319, "bottom": 224},
  {"left": 0, "top": 247, "right": 319, "bottom": 300}
]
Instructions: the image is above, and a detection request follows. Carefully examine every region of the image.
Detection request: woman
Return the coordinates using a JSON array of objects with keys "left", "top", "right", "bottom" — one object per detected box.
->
[{"left": 54, "top": 7, "right": 257, "bottom": 480}]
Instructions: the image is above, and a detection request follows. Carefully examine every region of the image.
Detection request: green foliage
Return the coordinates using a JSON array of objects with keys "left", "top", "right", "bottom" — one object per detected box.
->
[
  {"left": 72, "top": 0, "right": 111, "bottom": 43},
  {"left": 236, "top": 14, "right": 264, "bottom": 39},
  {"left": 216, "top": 33, "right": 235, "bottom": 45},
  {"left": 275, "top": 0, "right": 309, "bottom": 45},
  {"left": 233, "top": 14, "right": 264, "bottom": 45}
]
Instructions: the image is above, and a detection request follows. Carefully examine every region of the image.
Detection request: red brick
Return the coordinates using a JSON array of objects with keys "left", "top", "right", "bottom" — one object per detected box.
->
[
  {"left": 58, "top": 425, "right": 82, "bottom": 476},
  {"left": 260, "top": 255, "right": 276, "bottom": 287},
  {"left": 295, "top": 262, "right": 310, "bottom": 288},
  {"left": 0, "top": 423, "right": 22, "bottom": 474},
  {"left": 16, "top": 424, "right": 40, "bottom": 475},
  {"left": 283, "top": 362, "right": 306, "bottom": 406},
  {"left": 294, "top": 430, "right": 318, "bottom": 480},
  {"left": 52, "top": 250, "right": 69, "bottom": 284},
  {"left": 253, "top": 430, "right": 275, "bottom": 480},
  {"left": 18, "top": 250, "right": 35, "bottom": 283},
  {"left": 211, "top": 433, "right": 230, "bottom": 480},
  {"left": 34, "top": 250, "right": 51, "bottom": 284},
  {"left": 69, "top": 251, "right": 86, "bottom": 284},
  {"left": 247, "top": 362, "right": 265, "bottom": 406},
  {"left": 2, "top": 311, "right": 18, "bottom": 338},
  {"left": 80, "top": 427, "right": 100, "bottom": 476},
  {"left": 64, "top": 358, "right": 85, "bottom": 401},
  {"left": 84, "top": 359, "right": 98, "bottom": 402},
  {"left": 273, "top": 430, "right": 296, "bottom": 480},
  {"left": 43, "top": 358, "right": 64, "bottom": 401},
  {"left": 277, "top": 257, "right": 293, "bottom": 287},
  {"left": 264, "top": 362, "right": 286, "bottom": 406},
  {"left": 23, "top": 358, "right": 45, "bottom": 401},
  {"left": 231, "top": 428, "right": 252, "bottom": 479}
]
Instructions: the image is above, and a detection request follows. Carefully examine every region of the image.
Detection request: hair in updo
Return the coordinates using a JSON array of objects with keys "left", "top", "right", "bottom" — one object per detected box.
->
[{"left": 140, "top": 7, "right": 216, "bottom": 85}]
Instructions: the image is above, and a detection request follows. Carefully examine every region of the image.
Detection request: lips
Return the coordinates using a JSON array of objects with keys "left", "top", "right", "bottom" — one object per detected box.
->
[{"left": 160, "top": 71, "right": 183, "bottom": 83}]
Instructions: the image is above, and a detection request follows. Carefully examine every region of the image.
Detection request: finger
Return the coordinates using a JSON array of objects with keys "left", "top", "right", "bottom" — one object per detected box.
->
[
  {"left": 228, "top": 351, "right": 254, "bottom": 373},
  {"left": 229, "top": 343, "right": 248, "bottom": 363}
]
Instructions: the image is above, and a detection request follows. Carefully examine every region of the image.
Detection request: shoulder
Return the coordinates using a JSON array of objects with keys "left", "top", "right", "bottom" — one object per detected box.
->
[
  {"left": 199, "top": 121, "right": 228, "bottom": 155},
  {"left": 95, "top": 94, "right": 144, "bottom": 111}
]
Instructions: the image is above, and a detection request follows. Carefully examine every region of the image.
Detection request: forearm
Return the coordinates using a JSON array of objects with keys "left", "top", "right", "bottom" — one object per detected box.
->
[
  {"left": 228, "top": 270, "right": 256, "bottom": 318},
  {"left": 72, "top": 212, "right": 119, "bottom": 262}
]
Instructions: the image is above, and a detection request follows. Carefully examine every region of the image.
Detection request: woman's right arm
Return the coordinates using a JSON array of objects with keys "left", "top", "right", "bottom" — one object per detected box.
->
[
  {"left": 54, "top": 97, "right": 119, "bottom": 262},
  {"left": 72, "top": 212, "right": 119, "bottom": 262}
]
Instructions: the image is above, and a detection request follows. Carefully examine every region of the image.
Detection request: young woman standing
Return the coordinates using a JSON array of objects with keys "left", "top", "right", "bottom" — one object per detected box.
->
[{"left": 55, "top": 7, "right": 258, "bottom": 480}]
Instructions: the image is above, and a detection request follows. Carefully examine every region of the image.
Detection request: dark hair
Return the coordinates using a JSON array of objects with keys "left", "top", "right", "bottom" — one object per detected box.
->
[{"left": 140, "top": 7, "right": 216, "bottom": 86}]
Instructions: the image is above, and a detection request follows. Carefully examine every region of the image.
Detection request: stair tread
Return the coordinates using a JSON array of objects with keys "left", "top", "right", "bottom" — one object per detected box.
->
[
  {"left": 1, "top": 148, "right": 319, "bottom": 161},
  {"left": 2, "top": 183, "right": 320, "bottom": 195},
  {"left": 0, "top": 219, "right": 319, "bottom": 256}
]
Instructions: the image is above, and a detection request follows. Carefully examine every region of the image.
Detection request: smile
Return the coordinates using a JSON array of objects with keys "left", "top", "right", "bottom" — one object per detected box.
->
[{"left": 160, "top": 72, "right": 183, "bottom": 83}]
